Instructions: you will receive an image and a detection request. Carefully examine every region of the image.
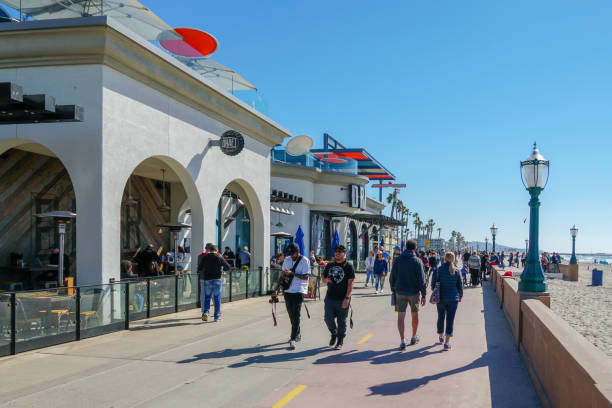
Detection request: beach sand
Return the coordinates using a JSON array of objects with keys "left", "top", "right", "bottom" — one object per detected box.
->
[{"left": 547, "top": 263, "right": 612, "bottom": 357}]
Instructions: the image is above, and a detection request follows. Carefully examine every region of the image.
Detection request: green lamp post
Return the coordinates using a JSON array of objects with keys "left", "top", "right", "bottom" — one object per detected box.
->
[
  {"left": 519, "top": 142, "right": 550, "bottom": 293},
  {"left": 570, "top": 225, "right": 578, "bottom": 265},
  {"left": 490, "top": 224, "right": 498, "bottom": 253}
]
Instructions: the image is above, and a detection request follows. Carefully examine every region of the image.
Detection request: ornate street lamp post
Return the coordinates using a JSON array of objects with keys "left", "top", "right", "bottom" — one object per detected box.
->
[
  {"left": 490, "top": 224, "right": 498, "bottom": 253},
  {"left": 519, "top": 142, "right": 550, "bottom": 293},
  {"left": 570, "top": 225, "right": 578, "bottom": 265}
]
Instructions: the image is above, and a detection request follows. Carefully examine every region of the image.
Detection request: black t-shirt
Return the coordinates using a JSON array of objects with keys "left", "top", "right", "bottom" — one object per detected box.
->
[{"left": 323, "top": 261, "right": 355, "bottom": 300}]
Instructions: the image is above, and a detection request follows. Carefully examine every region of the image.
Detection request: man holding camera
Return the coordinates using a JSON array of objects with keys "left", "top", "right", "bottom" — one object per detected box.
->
[
  {"left": 279, "top": 243, "right": 310, "bottom": 350},
  {"left": 322, "top": 244, "right": 355, "bottom": 350}
]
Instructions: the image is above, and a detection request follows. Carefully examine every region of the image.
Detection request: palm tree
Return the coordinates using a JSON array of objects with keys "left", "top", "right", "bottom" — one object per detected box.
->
[
  {"left": 386, "top": 190, "right": 399, "bottom": 219},
  {"left": 412, "top": 212, "right": 419, "bottom": 238},
  {"left": 426, "top": 219, "right": 435, "bottom": 240},
  {"left": 437, "top": 227, "right": 442, "bottom": 239},
  {"left": 450, "top": 230, "right": 457, "bottom": 250}
]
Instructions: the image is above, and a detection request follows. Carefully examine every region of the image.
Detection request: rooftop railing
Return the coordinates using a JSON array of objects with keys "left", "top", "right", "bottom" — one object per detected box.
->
[{"left": 271, "top": 148, "right": 359, "bottom": 175}]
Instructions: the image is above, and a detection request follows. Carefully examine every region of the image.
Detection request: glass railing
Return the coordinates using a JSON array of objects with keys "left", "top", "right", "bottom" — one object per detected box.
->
[
  {"left": 0, "top": 269, "right": 269, "bottom": 357},
  {"left": 271, "top": 148, "right": 359, "bottom": 175}
]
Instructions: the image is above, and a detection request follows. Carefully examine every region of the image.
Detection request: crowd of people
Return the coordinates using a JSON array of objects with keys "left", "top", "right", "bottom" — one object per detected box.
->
[{"left": 190, "top": 239, "right": 547, "bottom": 353}]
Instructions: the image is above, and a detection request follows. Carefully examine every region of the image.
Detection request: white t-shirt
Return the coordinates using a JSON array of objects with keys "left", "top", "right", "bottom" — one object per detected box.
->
[{"left": 282, "top": 256, "right": 310, "bottom": 294}]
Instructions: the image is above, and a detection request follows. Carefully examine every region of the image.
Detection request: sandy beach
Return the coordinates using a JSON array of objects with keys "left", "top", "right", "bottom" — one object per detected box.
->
[{"left": 547, "top": 263, "right": 612, "bottom": 357}]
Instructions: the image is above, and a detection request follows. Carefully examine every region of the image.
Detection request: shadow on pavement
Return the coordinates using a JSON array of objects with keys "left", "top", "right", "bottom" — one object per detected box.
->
[
  {"left": 368, "top": 352, "right": 489, "bottom": 396},
  {"left": 314, "top": 343, "right": 440, "bottom": 366},
  {"left": 228, "top": 347, "right": 330, "bottom": 368},
  {"left": 177, "top": 342, "right": 288, "bottom": 364}
]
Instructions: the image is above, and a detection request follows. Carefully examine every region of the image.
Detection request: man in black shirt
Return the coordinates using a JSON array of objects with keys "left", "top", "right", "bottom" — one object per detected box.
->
[
  {"left": 198, "top": 243, "right": 230, "bottom": 322},
  {"left": 322, "top": 244, "right": 355, "bottom": 350}
]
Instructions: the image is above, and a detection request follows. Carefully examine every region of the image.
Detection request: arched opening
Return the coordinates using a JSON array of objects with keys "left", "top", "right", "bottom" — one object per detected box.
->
[
  {"left": 372, "top": 227, "right": 379, "bottom": 249},
  {"left": 0, "top": 143, "right": 77, "bottom": 289},
  {"left": 120, "top": 157, "right": 203, "bottom": 277},
  {"left": 360, "top": 224, "right": 369, "bottom": 260},
  {"left": 346, "top": 221, "right": 357, "bottom": 263},
  {"left": 214, "top": 179, "right": 264, "bottom": 299}
]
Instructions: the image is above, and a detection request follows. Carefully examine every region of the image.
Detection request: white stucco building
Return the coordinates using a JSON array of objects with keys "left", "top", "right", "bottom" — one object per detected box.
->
[
  {"left": 270, "top": 144, "right": 400, "bottom": 269},
  {"left": 0, "top": 17, "right": 290, "bottom": 286}
]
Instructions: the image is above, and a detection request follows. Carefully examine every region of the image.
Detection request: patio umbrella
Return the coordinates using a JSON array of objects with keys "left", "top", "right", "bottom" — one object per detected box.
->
[
  {"left": 295, "top": 226, "right": 305, "bottom": 255},
  {"left": 401, "top": 240, "right": 405, "bottom": 252},
  {"left": 380, "top": 237, "right": 385, "bottom": 249},
  {"left": 331, "top": 231, "right": 340, "bottom": 256}
]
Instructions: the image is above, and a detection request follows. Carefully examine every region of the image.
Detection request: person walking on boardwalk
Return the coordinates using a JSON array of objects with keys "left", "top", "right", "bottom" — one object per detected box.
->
[
  {"left": 198, "top": 243, "right": 231, "bottom": 322},
  {"left": 389, "top": 240, "right": 427, "bottom": 350},
  {"left": 431, "top": 252, "right": 463, "bottom": 351},
  {"left": 364, "top": 250, "right": 375, "bottom": 288},
  {"left": 373, "top": 252, "right": 388, "bottom": 294},
  {"left": 322, "top": 244, "right": 355, "bottom": 350},
  {"left": 468, "top": 251, "right": 481, "bottom": 286},
  {"left": 280, "top": 243, "right": 311, "bottom": 350}
]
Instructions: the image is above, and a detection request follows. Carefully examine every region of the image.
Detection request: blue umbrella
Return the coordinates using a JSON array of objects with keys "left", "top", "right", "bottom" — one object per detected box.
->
[
  {"left": 331, "top": 231, "right": 340, "bottom": 255},
  {"left": 380, "top": 237, "right": 385, "bottom": 249},
  {"left": 401, "top": 240, "right": 405, "bottom": 251},
  {"left": 295, "top": 225, "right": 305, "bottom": 255}
]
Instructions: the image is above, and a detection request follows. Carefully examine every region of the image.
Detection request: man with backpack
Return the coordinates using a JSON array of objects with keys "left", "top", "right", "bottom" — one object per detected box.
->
[
  {"left": 280, "top": 243, "right": 310, "bottom": 350},
  {"left": 322, "top": 244, "right": 355, "bottom": 350},
  {"left": 389, "top": 240, "right": 427, "bottom": 350}
]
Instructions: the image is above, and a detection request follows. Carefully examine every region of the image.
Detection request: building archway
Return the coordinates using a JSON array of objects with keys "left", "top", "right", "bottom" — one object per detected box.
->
[
  {"left": 0, "top": 141, "right": 77, "bottom": 288},
  {"left": 120, "top": 156, "right": 203, "bottom": 276},
  {"left": 346, "top": 221, "right": 357, "bottom": 263},
  {"left": 360, "top": 224, "right": 369, "bottom": 260},
  {"left": 215, "top": 179, "right": 263, "bottom": 270}
]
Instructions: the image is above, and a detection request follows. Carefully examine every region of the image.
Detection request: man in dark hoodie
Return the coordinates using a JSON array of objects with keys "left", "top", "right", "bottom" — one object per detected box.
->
[{"left": 390, "top": 240, "right": 427, "bottom": 349}]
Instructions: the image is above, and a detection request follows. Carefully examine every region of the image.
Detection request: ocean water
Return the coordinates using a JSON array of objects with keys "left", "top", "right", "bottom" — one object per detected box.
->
[{"left": 559, "top": 254, "right": 612, "bottom": 264}]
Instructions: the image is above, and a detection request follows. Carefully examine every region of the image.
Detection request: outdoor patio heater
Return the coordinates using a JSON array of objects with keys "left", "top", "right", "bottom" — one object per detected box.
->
[
  {"left": 158, "top": 223, "right": 191, "bottom": 273},
  {"left": 35, "top": 210, "right": 76, "bottom": 286}
]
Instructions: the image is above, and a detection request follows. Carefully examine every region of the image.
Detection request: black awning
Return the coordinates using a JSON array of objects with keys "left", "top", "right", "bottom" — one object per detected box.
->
[
  {"left": 0, "top": 82, "right": 84, "bottom": 124},
  {"left": 350, "top": 213, "right": 404, "bottom": 227}
]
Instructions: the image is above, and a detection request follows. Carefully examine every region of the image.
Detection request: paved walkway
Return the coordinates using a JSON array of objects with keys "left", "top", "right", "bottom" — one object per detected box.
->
[{"left": 0, "top": 275, "right": 540, "bottom": 408}]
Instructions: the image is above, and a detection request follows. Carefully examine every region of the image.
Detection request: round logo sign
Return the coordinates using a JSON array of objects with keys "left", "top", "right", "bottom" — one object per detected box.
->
[{"left": 220, "top": 130, "right": 244, "bottom": 156}]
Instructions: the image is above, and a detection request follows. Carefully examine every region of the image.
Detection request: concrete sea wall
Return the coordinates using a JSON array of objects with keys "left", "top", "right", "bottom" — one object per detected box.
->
[{"left": 490, "top": 267, "right": 612, "bottom": 408}]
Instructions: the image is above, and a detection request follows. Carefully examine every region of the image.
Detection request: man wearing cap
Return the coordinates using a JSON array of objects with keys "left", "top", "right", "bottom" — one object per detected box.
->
[
  {"left": 280, "top": 243, "right": 310, "bottom": 350},
  {"left": 322, "top": 244, "right": 355, "bottom": 350},
  {"left": 390, "top": 239, "right": 427, "bottom": 349}
]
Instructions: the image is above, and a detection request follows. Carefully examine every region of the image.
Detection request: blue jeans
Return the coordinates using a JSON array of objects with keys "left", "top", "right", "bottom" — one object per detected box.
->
[
  {"left": 133, "top": 293, "right": 144, "bottom": 312},
  {"left": 365, "top": 269, "right": 374, "bottom": 285},
  {"left": 201, "top": 279, "right": 222, "bottom": 319},
  {"left": 436, "top": 301, "right": 459, "bottom": 337},
  {"left": 375, "top": 274, "right": 385, "bottom": 291}
]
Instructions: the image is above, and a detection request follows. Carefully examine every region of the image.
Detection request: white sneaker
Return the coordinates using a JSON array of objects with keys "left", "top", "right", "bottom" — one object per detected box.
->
[
  {"left": 380, "top": 290, "right": 384, "bottom": 294},
  {"left": 289, "top": 340, "right": 296, "bottom": 350}
]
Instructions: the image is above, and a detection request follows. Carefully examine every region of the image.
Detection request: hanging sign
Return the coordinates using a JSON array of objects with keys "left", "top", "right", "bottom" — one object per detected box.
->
[{"left": 219, "top": 130, "right": 244, "bottom": 156}]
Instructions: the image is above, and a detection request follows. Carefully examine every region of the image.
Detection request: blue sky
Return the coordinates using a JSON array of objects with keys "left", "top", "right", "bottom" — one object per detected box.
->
[
  {"left": 7, "top": 1, "right": 610, "bottom": 253},
  {"left": 145, "top": 1, "right": 612, "bottom": 253}
]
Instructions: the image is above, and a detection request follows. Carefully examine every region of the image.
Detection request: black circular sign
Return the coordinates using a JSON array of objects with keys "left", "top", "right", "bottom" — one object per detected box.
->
[{"left": 220, "top": 130, "right": 245, "bottom": 156}]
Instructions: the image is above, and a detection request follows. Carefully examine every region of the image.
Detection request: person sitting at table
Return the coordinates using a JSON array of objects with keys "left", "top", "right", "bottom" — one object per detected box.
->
[
  {"left": 166, "top": 246, "right": 186, "bottom": 273},
  {"left": 135, "top": 244, "right": 161, "bottom": 276},
  {"left": 238, "top": 246, "right": 251, "bottom": 269},
  {"left": 49, "top": 248, "right": 71, "bottom": 276},
  {"left": 120, "top": 260, "right": 144, "bottom": 312},
  {"left": 222, "top": 246, "right": 236, "bottom": 267}
]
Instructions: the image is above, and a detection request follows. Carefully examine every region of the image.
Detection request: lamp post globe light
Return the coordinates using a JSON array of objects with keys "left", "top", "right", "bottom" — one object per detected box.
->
[
  {"left": 519, "top": 142, "right": 550, "bottom": 293},
  {"left": 490, "top": 224, "right": 498, "bottom": 253},
  {"left": 570, "top": 225, "right": 578, "bottom": 265}
]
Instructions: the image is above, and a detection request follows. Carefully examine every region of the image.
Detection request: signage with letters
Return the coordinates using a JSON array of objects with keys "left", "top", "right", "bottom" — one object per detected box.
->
[
  {"left": 350, "top": 185, "right": 366, "bottom": 209},
  {"left": 219, "top": 130, "right": 244, "bottom": 156}
]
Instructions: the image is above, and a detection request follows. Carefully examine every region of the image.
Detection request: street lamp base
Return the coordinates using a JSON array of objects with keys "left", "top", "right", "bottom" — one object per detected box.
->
[
  {"left": 518, "top": 290, "right": 551, "bottom": 308},
  {"left": 518, "top": 280, "right": 547, "bottom": 293}
]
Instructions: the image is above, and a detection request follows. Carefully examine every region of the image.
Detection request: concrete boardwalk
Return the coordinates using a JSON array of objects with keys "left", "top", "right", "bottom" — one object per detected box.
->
[{"left": 0, "top": 276, "right": 540, "bottom": 408}]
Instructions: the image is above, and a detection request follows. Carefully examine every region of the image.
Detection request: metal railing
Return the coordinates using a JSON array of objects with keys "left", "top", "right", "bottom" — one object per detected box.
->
[{"left": 0, "top": 268, "right": 268, "bottom": 357}]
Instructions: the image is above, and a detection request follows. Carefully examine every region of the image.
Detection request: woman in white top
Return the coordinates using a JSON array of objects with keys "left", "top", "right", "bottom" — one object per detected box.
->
[{"left": 365, "top": 251, "right": 376, "bottom": 288}]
